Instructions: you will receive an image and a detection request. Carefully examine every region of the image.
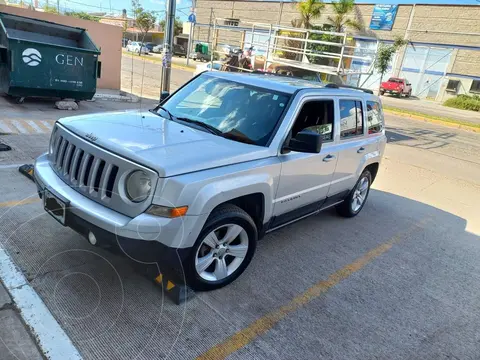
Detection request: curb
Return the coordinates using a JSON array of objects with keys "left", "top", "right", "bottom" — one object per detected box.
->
[
  {"left": 0, "top": 250, "right": 82, "bottom": 360},
  {"left": 93, "top": 93, "right": 139, "bottom": 103},
  {"left": 384, "top": 109, "right": 480, "bottom": 133}
]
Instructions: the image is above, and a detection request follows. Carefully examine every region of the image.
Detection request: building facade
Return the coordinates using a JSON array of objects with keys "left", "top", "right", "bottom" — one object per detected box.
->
[{"left": 194, "top": 1, "right": 480, "bottom": 101}]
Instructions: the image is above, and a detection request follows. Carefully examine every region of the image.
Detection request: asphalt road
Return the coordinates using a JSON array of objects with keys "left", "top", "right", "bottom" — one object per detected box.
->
[{"left": 1, "top": 95, "right": 480, "bottom": 359}]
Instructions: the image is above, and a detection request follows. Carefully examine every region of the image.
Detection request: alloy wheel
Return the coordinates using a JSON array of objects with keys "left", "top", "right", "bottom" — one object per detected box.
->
[
  {"left": 195, "top": 224, "right": 249, "bottom": 281},
  {"left": 351, "top": 176, "right": 369, "bottom": 213}
]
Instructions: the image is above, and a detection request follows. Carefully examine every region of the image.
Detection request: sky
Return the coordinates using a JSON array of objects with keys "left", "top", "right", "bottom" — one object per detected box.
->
[{"left": 55, "top": 0, "right": 480, "bottom": 21}]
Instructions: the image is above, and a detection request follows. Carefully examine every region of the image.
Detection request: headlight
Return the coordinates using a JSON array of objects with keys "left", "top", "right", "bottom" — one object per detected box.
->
[{"left": 125, "top": 170, "right": 152, "bottom": 203}]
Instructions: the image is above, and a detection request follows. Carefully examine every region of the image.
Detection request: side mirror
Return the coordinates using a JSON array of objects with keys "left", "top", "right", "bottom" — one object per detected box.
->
[
  {"left": 160, "top": 91, "right": 170, "bottom": 103},
  {"left": 284, "top": 131, "right": 322, "bottom": 154}
]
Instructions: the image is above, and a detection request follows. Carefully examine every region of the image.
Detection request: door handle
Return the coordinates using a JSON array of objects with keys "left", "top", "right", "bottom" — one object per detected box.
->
[
  {"left": 357, "top": 147, "right": 365, "bottom": 154},
  {"left": 323, "top": 154, "right": 336, "bottom": 162}
]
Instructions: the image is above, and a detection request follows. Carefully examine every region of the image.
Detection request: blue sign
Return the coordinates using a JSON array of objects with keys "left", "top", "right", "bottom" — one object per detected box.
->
[
  {"left": 369, "top": 5, "right": 398, "bottom": 31},
  {"left": 188, "top": 13, "right": 196, "bottom": 23}
]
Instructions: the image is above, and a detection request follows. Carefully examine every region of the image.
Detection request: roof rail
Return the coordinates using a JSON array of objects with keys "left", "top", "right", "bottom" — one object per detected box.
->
[
  {"left": 325, "top": 83, "right": 374, "bottom": 94},
  {"left": 251, "top": 70, "right": 292, "bottom": 78}
]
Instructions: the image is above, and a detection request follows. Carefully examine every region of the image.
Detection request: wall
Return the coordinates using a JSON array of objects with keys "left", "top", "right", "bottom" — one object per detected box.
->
[{"left": 0, "top": 5, "right": 122, "bottom": 90}]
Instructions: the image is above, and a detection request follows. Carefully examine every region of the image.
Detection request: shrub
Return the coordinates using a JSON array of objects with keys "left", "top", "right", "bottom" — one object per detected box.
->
[{"left": 444, "top": 94, "right": 480, "bottom": 112}]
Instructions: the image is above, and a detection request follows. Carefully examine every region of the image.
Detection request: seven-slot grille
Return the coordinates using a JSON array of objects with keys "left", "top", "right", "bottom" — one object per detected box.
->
[
  {"left": 51, "top": 131, "right": 119, "bottom": 201},
  {"left": 48, "top": 124, "right": 157, "bottom": 218}
]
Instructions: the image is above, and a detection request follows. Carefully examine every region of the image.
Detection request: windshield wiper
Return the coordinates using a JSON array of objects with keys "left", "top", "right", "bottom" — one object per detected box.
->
[{"left": 175, "top": 117, "right": 223, "bottom": 136}]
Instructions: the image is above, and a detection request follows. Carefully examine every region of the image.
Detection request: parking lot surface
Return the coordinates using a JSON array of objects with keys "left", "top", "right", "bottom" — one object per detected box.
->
[{"left": 1, "top": 96, "right": 480, "bottom": 359}]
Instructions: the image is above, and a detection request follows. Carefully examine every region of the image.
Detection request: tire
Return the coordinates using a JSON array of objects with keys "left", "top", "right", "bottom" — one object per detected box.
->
[
  {"left": 406, "top": 90, "right": 412, "bottom": 98},
  {"left": 183, "top": 204, "right": 257, "bottom": 291},
  {"left": 380, "top": 91, "right": 385, "bottom": 96},
  {"left": 336, "top": 169, "right": 372, "bottom": 218}
]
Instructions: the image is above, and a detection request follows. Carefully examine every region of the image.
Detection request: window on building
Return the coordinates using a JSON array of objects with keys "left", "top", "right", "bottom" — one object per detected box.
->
[
  {"left": 224, "top": 18, "right": 240, "bottom": 26},
  {"left": 366, "top": 101, "right": 384, "bottom": 134},
  {"left": 446, "top": 79, "right": 460, "bottom": 92},
  {"left": 340, "top": 100, "right": 364, "bottom": 139},
  {"left": 470, "top": 80, "right": 480, "bottom": 94},
  {"left": 291, "top": 100, "right": 335, "bottom": 142}
]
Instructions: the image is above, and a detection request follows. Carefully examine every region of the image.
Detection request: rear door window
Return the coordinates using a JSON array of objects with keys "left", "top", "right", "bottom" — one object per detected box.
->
[{"left": 339, "top": 100, "right": 364, "bottom": 139}]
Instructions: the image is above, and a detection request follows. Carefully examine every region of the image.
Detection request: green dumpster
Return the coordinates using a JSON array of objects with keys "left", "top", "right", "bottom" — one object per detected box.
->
[{"left": 0, "top": 12, "right": 101, "bottom": 102}]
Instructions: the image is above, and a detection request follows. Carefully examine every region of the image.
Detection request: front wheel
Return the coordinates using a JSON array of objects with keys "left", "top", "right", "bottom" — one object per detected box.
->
[
  {"left": 184, "top": 204, "right": 257, "bottom": 291},
  {"left": 336, "top": 169, "right": 372, "bottom": 218}
]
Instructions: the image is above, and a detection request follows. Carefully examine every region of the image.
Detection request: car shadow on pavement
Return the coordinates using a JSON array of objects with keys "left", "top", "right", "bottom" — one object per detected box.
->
[
  {"left": 386, "top": 126, "right": 457, "bottom": 150},
  {"left": 0, "top": 184, "right": 479, "bottom": 359}
]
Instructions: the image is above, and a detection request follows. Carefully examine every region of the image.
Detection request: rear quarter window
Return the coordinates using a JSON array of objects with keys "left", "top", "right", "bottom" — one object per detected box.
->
[{"left": 366, "top": 101, "right": 384, "bottom": 134}]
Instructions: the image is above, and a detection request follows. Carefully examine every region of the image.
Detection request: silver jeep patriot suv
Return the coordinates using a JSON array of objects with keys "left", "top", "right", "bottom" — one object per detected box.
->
[{"left": 34, "top": 72, "right": 386, "bottom": 290}]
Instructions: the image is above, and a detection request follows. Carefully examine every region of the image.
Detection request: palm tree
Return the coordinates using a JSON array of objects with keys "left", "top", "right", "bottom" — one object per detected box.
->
[
  {"left": 327, "top": 0, "right": 362, "bottom": 33},
  {"left": 297, "top": 0, "right": 325, "bottom": 29}
]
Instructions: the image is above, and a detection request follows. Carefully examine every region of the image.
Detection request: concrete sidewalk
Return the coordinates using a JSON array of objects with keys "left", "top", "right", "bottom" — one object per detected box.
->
[
  {"left": 0, "top": 281, "right": 43, "bottom": 360},
  {"left": 381, "top": 95, "right": 480, "bottom": 125}
]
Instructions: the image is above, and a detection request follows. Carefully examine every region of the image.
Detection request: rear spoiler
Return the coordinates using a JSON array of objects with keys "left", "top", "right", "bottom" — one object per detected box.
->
[{"left": 325, "top": 83, "right": 374, "bottom": 94}]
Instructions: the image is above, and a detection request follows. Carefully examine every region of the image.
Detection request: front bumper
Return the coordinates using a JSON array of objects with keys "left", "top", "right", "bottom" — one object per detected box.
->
[{"left": 34, "top": 153, "right": 200, "bottom": 251}]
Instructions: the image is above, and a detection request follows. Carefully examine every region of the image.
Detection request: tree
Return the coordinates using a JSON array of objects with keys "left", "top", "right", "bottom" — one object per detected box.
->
[
  {"left": 159, "top": 17, "right": 183, "bottom": 37},
  {"left": 296, "top": 0, "right": 325, "bottom": 29},
  {"left": 327, "top": 0, "right": 362, "bottom": 33},
  {"left": 374, "top": 37, "right": 410, "bottom": 95},
  {"left": 131, "top": 0, "right": 143, "bottom": 21},
  {"left": 65, "top": 11, "right": 100, "bottom": 22},
  {"left": 43, "top": 5, "right": 58, "bottom": 14},
  {"left": 136, "top": 10, "right": 156, "bottom": 55}
]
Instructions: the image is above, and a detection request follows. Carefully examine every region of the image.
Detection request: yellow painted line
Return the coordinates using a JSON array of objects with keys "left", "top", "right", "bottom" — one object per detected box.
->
[
  {"left": 197, "top": 219, "right": 429, "bottom": 360},
  {"left": 384, "top": 109, "right": 480, "bottom": 133},
  {"left": 0, "top": 198, "right": 40, "bottom": 208}
]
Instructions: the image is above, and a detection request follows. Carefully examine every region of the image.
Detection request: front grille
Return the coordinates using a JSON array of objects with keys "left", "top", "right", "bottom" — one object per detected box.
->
[
  {"left": 51, "top": 135, "right": 119, "bottom": 200},
  {"left": 48, "top": 124, "right": 156, "bottom": 218}
]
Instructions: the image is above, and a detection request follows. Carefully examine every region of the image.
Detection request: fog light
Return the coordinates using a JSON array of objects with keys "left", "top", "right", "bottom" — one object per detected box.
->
[{"left": 88, "top": 231, "right": 97, "bottom": 246}]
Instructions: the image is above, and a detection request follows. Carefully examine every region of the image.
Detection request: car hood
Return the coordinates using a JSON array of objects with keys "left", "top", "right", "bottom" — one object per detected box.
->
[{"left": 58, "top": 110, "right": 270, "bottom": 177}]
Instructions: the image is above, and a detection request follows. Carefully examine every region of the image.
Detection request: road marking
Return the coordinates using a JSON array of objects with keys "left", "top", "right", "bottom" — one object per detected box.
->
[
  {"left": 0, "top": 120, "right": 54, "bottom": 134},
  {"left": 0, "top": 198, "right": 40, "bottom": 208},
  {"left": 0, "top": 120, "right": 13, "bottom": 134},
  {"left": 197, "top": 219, "right": 429, "bottom": 360},
  {"left": 26, "top": 120, "right": 43, "bottom": 134},
  {"left": 41, "top": 120, "right": 53, "bottom": 130},
  {"left": 10, "top": 120, "right": 29, "bottom": 134},
  {"left": 0, "top": 250, "right": 82, "bottom": 360}
]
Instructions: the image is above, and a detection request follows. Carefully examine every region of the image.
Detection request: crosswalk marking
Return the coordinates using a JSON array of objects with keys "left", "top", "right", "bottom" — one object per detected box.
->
[
  {"left": 41, "top": 121, "right": 53, "bottom": 130},
  {"left": 10, "top": 120, "right": 28, "bottom": 134},
  {"left": 0, "top": 121, "right": 13, "bottom": 134},
  {"left": 0, "top": 119, "right": 55, "bottom": 135},
  {"left": 26, "top": 120, "right": 43, "bottom": 134}
]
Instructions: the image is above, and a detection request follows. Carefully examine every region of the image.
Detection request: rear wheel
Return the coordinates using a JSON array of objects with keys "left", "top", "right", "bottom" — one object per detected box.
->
[
  {"left": 406, "top": 90, "right": 412, "bottom": 98},
  {"left": 380, "top": 91, "right": 385, "bottom": 96},
  {"left": 336, "top": 169, "right": 372, "bottom": 218},
  {"left": 184, "top": 204, "right": 257, "bottom": 291}
]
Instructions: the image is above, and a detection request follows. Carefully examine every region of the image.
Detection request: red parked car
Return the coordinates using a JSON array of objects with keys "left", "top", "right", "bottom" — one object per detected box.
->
[{"left": 380, "top": 77, "right": 412, "bottom": 97}]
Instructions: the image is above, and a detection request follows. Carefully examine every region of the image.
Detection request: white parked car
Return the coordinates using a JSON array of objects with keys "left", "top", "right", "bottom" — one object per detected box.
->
[
  {"left": 194, "top": 61, "right": 223, "bottom": 76},
  {"left": 126, "top": 41, "right": 149, "bottom": 54},
  {"left": 34, "top": 72, "right": 386, "bottom": 291}
]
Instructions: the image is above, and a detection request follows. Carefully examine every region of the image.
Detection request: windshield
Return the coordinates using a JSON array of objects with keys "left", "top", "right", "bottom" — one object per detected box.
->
[{"left": 157, "top": 75, "right": 290, "bottom": 146}]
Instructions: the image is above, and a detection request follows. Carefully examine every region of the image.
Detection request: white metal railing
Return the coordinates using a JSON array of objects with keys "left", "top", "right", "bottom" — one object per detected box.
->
[{"left": 208, "top": 18, "right": 379, "bottom": 76}]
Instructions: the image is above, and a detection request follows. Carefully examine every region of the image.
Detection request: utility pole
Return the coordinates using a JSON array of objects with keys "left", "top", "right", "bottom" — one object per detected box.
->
[
  {"left": 186, "top": 0, "right": 196, "bottom": 67},
  {"left": 57, "top": 0, "right": 60, "bottom": 13},
  {"left": 160, "top": 0, "right": 176, "bottom": 93}
]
